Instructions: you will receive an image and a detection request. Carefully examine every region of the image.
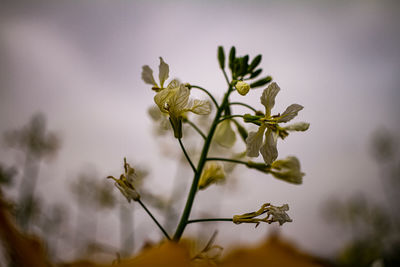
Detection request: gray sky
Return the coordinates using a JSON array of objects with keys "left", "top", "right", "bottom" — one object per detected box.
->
[{"left": 1, "top": 0, "right": 400, "bottom": 259}]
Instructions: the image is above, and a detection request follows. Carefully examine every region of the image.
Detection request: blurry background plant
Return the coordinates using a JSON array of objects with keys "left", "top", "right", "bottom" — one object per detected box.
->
[{"left": 323, "top": 129, "right": 400, "bottom": 266}]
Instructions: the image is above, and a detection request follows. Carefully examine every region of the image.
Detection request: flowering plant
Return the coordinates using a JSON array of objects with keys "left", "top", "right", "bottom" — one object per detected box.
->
[{"left": 108, "top": 46, "right": 309, "bottom": 246}]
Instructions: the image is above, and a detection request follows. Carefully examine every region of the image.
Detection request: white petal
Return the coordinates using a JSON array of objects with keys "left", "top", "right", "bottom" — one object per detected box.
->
[
  {"left": 158, "top": 57, "right": 169, "bottom": 88},
  {"left": 214, "top": 120, "right": 236, "bottom": 148},
  {"left": 278, "top": 104, "right": 303, "bottom": 123},
  {"left": 190, "top": 99, "right": 211, "bottom": 115},
  {"left": 141, "top": 65, "right": 157, "bottom": 85},
  {"left": 154, "top": 88, "right": 174, "bottom": 113},
  {"left": 284, "top": 122, "right": 310, "bottom": 131},
  {"left": 246, "top": 124, "right": 267, "bottom": 157},
  {"left": 167, "top": 79, "right": 180, "bottom": 89},
  {"left": 169, "top": 84, "right": 189, "bottom": 115},
  {"left": 260, "top": 129, "right": 278, "bottom": 164},
  {"left": 260, "top": 82, "right": 280, "bottom": 117}
]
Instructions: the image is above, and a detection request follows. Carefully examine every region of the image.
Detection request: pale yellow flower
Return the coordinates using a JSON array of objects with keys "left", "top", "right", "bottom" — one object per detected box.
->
[
  {"left": 198, "top": 162, "right": 226, "bottom": 190},
  {"left": 142, "top": 57, "right": 170, "bottom": 92},
  {"left": 214, "top": 120, "right": 236, "bottom": 148},
  {"left": 270, "top": 156, "right": 304, "bottom": 184},
  {"left": 246, "top": 82, "right": 307, "bottom": 164},
  {"left": 107, "top": 158, "right": 140, "bottom": 202},
  {"left": 233, "top": 203, "right": 292, "bottom": 227}
]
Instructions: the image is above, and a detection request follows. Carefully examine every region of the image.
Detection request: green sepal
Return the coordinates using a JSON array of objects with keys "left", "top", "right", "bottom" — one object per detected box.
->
[
  {"left": 169, "top": 117, "right": 183, "bottom": 139},
  {"left": 243, "top": 113, "right": 263, "bottom": 125},
  {"left": 218, "top": 46, "right": 225, "bottom": 69},
  {"left": 249, "top": 55, "right": 262, "bottom": 72},
  {"left": 250, "top": 76, "right": 272, "bottom": 88}
]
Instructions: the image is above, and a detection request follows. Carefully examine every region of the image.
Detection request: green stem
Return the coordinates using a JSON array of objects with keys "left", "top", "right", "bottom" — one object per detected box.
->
[
  {"left": 184, "top": 119, "right": 206, "bottom": 140},
  {"left": 173, "top": 86, "right": 233, "bottom": 241},
  {"left": 229, "top": 102, "right": 257, "bottom": 113},
  {"left": 191, "top": 85, "right": 219, "bottom": 109},
  {"left": 187, "top": 218, "right": 233, "bottom": 224},
  {"left": 206, "top": 157, "right": 248, "bottom": 166},
  {"left": 218, "top": 114, "right": 244, "bottom": 123},
  {"left": 137, "top": 199, "right": 171, "bottom": 240},
  {"left": 178, "top": 138, "right": 197, "bottom": 174},
  {"left": 222, "top": 69, "right": 230, "bottom": 86}
]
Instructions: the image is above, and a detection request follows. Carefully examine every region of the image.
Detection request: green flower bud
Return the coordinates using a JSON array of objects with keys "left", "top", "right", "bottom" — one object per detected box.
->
[
  {"left": 250, "top": 76, "right": 272, "bottom": 88},
  {"left": 249, "top": 55, "right": 262, "bottom": 72},
  {"left": 218, "top": 46, "right": 225, "bottom": 69},
  {"left": 235, "top": 81, "right": 250, "bottom": 96}
]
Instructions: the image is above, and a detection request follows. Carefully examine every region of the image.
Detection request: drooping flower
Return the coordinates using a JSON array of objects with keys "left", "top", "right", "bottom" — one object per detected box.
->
[
  {"left": 198, "top": 162, "right": 226, "bottom": 190},
  {"left": 214, "top": 119, "right": 236, "bottom": 148},
  {"left": 245, "top": 82, "right": 308, "bottom": 164},
  {"left": 233, "top": 203, "right": 292, "bottom": 227},
  {"left": 270, "top": 156, "right": 304, "bottom": 184},
  {"left": 107, "top": 158, "right": 140, "bottom": 202}
]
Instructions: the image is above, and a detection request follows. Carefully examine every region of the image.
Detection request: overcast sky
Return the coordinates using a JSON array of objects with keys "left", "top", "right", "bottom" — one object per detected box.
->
[{"left": 1, "top": 0, "right": 400, "bottom": 259}]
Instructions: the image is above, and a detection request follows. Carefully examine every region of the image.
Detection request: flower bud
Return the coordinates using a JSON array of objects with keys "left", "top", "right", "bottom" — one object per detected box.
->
[{"left": 235, "top": 81, "right": 250, "bottom": 96}]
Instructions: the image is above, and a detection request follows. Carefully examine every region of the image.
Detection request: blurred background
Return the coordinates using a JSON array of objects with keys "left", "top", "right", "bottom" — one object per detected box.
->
[{"left": 1, "top": 0, "right": 400, "bottom": 265}]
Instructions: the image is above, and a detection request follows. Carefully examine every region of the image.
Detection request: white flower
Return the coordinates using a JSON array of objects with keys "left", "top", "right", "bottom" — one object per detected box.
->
[
  {"left": 245, "top": 82, "right": 305, "bottom": 164},
  {"left": 154, "top": 81, "right": 211, "bottom": 138},
  {"left": 270, "top": 156, "right": 304, "bottom": 184}
]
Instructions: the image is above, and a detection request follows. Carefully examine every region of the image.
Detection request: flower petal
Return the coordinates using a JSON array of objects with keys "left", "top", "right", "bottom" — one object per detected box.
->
[
  {"left": 260, "top": 82, "right": 280, "bottom": 117},
  {"left": 260, "top": 128, "right": 278, "bottom": 164},
  {"left": 142, "top": 65, "right": 157, "bottom": 86},
  {"left": 284, "top": 122, "right": 310, "bottom": 131},
  {"left": 169, "top": 84, "right": 189, "bottom": 116},
  {"left": 167, "top": 79, "right": 180, "bottom": 89},
  {"left": 154, "top": 88, "right": 175, "bottom": 113},
  {"left": 277, "top": 104, "right": 303, "bottom": 123},
  {"left": 214, "top": 120, "right": 236, "bottom": 148},
  {"left": 159, "top": 57, "right": 169, "bottom": 88},
  {"left": 190, "top": 99, "right": 211, "bottom": 115},
  {"left": 246, "top": 124, "right": 267, "bottom": 157}
]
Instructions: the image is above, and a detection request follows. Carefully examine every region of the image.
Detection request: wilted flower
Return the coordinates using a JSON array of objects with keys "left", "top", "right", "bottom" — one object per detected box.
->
[
  {"left": 246, "top": 82, "right": 307, "bottom": 164},
  {"left": 235, "top": 81, "right": 250, "bottom": 96},
  {"left": 107, "top": 158, "right": 140, "bottom": 202},
  {"left": 270, "top": 156, "right": 304, "bottom": 184},
  {"left": 198, "top": 162, "right": 226, "bottom": 190},
  {"left": 233, "top": 203, "right": 292, "bottom": 227}
]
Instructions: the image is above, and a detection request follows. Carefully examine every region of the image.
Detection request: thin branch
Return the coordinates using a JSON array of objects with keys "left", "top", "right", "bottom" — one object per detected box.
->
[
  {"left": 191, "top": 85, "right": 219, "bottom": 109},
  {"left": 137, "top": 199, "right": 171, "bottom": 240},
  {"left": 218, "top": 114, "right": 244, "bottom": 124},
  {"left": 178, "top": 138, "right": 197, "bottom": 174},
  {"left": 229, "top": 102, "right": 257, "bottom": 113},
  {"left": 184, "top": 119, "right": 206, "bottom": 140},
  {"left": 187, "top": 218, "right": 233, "bottom": 224},
  {"left": 206, "top": 157, "right": 248, "bottom": 166}
]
